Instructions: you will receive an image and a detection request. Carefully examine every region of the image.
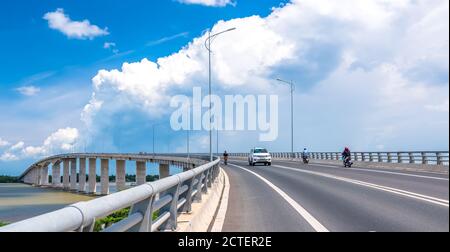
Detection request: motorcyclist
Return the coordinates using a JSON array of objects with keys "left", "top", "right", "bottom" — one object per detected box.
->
[
  {"left": 302, "top": 148, "right": 309, "bottom": 159},
  {"left": 342, "top": 147, "right": 352, "bottom": 167},
  {"left": 223, "top": 151, "right": 229, "bottom": 165},
  {"left": 302, "top": 148, "right": 310, "bottom": 164}
]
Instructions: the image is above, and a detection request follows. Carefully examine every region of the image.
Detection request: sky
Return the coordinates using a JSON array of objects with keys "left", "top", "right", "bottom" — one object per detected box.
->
[{"left": 0, "top": 0, "right": 449, "bottom": 176}]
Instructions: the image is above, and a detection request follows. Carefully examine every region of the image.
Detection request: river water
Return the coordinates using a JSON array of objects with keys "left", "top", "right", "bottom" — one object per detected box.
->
[
  {"left": 0, "top": 184, "right": 98, "bottom": 224},
  {"left": 0, "top": 183, "right": 137, "bottom": 224}
]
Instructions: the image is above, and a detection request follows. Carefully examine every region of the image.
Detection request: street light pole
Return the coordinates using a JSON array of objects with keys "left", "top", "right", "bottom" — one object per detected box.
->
[
  {"left": 205, "top": 27, "right": 236, "bottom": 161},
  {"left": 187, "top": 129, "right": 190, "bottom": 160},
  {"left": 276, "top": 78, "right": 295, "bottom": 160}
]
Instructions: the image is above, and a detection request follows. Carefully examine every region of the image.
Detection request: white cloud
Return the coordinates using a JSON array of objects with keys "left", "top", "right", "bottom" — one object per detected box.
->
[
  {"left": 81, "top": 0, "right": 448, "bottom": 151},
  {"left": 0, "top": 153, "right": 18, "bottom": 161},
  {"left": 43, "top": 8, "right": 109, "bottom": 40},
  {"left": 16, "top": 86, "right": 41, "bottom": 96},
  {"left": 2, "top": 0, "right": 448, "bottom": 162},
  {"left": 10, "top": 142, "right": 25, "bottom": 151},
  {"left": 177, "top": 0, "right": 236, "bottom": 7},
  {"left": 104, "top": 42, "right": 116, "bottom": 49},
  {"left": 2, "top": 128, "right": 79, "bottom": 160},
  {"left": 0, "top": 138, "right": 10, "bottom": 148}
]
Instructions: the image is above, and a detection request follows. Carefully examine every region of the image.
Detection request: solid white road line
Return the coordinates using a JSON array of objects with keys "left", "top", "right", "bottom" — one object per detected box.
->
[
  {"left": 229, "top": 164, "right": 329, "bottom": 232},
  {"left": 272, "top": 164, "right": 449, "bottom": 208},
  {"left": 310, "top": 164, "right": 449, "bottom": 181},
  {"left": 274, "top": 159, "right": 449, "bottom": 181}
]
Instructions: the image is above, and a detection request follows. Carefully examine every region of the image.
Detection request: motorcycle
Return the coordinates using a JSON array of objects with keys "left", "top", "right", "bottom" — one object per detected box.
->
[
  {"left": 302, "top": 155, "right": 310, "bottom": 164},
  {"left": 343, "top": 156, "right": 353, "bottom": 168},
  {"left": 223, "top": 156, "right": 229, "bottom": 165}
]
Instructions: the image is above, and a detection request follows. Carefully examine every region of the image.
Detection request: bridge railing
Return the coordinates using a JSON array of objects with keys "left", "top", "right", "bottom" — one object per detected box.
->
[
  {"left": 0, "top": 157, "right": 221, "bottom": 232},
  {"left": 229, "top": 152, "right": 449, "bottom": 166}
]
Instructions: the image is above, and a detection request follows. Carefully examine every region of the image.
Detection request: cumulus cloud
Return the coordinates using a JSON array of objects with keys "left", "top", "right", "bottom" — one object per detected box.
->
[
  {"left": 16, "top": 86, "right": 41, "bottom": 96},
  {"left": 81, "top": 0, "right": 448, "bottom": 151},
  {"left": 177, "top": 0, "right": 236, "bottom": 7},
  {"left": 1, "top": 128, "right": 79, "bottom": 161},
  {"left": 43, "top": 8, "right": 109, "bottom": 40},
  {"left": 2, "top": 0, "right": 448, "bottom": 162}
]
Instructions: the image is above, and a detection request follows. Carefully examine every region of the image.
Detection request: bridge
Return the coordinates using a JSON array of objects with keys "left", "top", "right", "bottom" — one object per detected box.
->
[{"left": 0, "top": 151, "right": 448, "bottom": 232}]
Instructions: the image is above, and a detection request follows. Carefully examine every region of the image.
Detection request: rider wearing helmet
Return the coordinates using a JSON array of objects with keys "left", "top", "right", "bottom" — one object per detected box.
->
[
  {"left": 342, "top": 147, "right": 351, "bottom": 159},
  {"left": 302, "top": 148, "right": 309, "bottom": 159}
]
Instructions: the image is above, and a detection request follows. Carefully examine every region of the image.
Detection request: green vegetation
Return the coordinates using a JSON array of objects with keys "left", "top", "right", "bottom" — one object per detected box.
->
[
  {"left": 0, "top": 175, "right": 19, "bottom": 183},
  {"left": 94, "top": 208, "right": 159, "bottom": 232},
  {"left": 0, "top": 221, "right": 8, "bottom": 227}
]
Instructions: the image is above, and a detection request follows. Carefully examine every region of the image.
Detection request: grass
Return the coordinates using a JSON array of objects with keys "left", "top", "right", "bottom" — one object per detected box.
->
[
  {"left": 94, "top": 208, "right": 159, "bottom": 232},
  {"left": 0, "top": 221, "right": 8, "bottom": 227}
]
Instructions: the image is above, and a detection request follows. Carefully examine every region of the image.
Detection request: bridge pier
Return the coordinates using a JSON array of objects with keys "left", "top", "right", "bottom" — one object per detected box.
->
[
  {"left": 52, "top": 162, "right": 61, "bottom": 187},
  {"left": 116, "top": 160, "right": 126, "bottom": 191},
  {"left": 88, "top": 158, "right": 97, "bottom": 194},
  {"left": 159, "top": 163, "right": 170, "bottom": 179},
  {"left": 41, "top": 165, "right": 49, "bottom": 186},
  {"left": 63, "top": 159, "right": 70, "bottom": 190},
  {"left": 136, "top": 161, "right": 146, "bottom": 186},
  {"left": 101, "top": 159, "right": 110, "bottom": 195},
  {"left": 79, "top": 158, "right": 86, "bottom": 193},
  {"left": 70, "top": 159, "right": 77, "bottom": 191}
]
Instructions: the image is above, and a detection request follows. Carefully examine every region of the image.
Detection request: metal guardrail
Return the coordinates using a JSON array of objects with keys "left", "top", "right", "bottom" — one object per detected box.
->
[
  {"left": 230, "top": 151, "right": 449, "bottom": 166},
  {"left": 0, "top": 156, "right": 221, "bottom": 232}
]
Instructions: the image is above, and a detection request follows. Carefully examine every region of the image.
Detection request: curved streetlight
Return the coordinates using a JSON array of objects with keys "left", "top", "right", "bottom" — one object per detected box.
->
[
  {"left": 205, "top": 27, "right": 236, "bottom": 161},
  {"left": 276, "top": 78, "right": 296, "bottom": 160}
]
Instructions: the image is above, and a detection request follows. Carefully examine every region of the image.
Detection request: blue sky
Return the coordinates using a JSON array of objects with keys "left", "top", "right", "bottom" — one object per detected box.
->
[{"left": 0, "top": 0, "right": 449, "bottom": 175}]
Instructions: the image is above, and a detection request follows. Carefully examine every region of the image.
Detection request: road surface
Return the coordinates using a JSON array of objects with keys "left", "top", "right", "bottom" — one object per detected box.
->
[{"left": 222, "top": 158, "right": 449, "bottom": 232}]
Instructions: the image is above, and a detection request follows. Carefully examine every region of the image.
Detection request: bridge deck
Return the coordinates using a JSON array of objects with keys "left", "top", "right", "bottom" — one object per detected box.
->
[{"left": 222, "top": 158, "right": 449, "bottom": 232}]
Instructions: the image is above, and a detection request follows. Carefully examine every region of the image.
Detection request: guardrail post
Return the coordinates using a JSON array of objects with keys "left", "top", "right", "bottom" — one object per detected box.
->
[
  {"left": 378, "top": 153, "right": 383, "bottom": 163},
  {"left": 182, "top": 173, "right": 197, "bottom": 213},
  {"left": 421, "top": 152, "right": 427, "bottom": 165},
  {"left": 369, "top": 153, "right": 374, "bottom": 162},
  {"left": 436, "top": 152, "right": 443, "bottom": 165},
  {"left": 129, "top": 193, "right": 154, "bottom": 232},
  {"left": 408, "top": 152, "right": 415, "bottom": 164},
  {"left": 194, "top": 171, "right": 205, "bottom": 202},
  {"left": 387, "top": 153, "right": 393, "bottom": 163},
  {"left": 160, "top": 181, "right": 181, "bottom": 231},
  {"left": 397, "top": 152, "right": 402, "bottom": 164}
]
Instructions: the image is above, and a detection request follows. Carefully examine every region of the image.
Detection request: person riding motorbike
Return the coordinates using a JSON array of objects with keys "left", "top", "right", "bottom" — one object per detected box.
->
[
  {"left": 342, "top": 147, "right": 353, "bottom": 167},
  {"left": 302, "top": 148, "right": 310, "bottom": 164},
  {"left": 223, "top": 151, "right": 229, "bottom": 165}
]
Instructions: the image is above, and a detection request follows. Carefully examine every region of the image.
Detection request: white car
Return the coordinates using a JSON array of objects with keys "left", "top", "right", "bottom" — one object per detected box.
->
[{"left": 248, "top": 148, "right": 272, "bottom": 166}]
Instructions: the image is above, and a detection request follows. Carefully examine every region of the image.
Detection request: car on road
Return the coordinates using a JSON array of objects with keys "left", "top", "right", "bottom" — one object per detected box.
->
[{"left": 248, "top": 148, "right": 272, "bottom": 166}]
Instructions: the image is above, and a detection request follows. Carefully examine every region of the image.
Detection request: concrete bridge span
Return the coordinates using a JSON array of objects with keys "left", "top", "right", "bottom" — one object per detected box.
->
[{"left": 19, "top": 153, "right": 206, "bottom": 195}]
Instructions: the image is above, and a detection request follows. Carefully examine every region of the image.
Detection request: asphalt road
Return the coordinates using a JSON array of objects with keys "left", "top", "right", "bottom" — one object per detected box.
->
[{"left": 222, "top": 158, "right": 449, "bottom": 232}]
